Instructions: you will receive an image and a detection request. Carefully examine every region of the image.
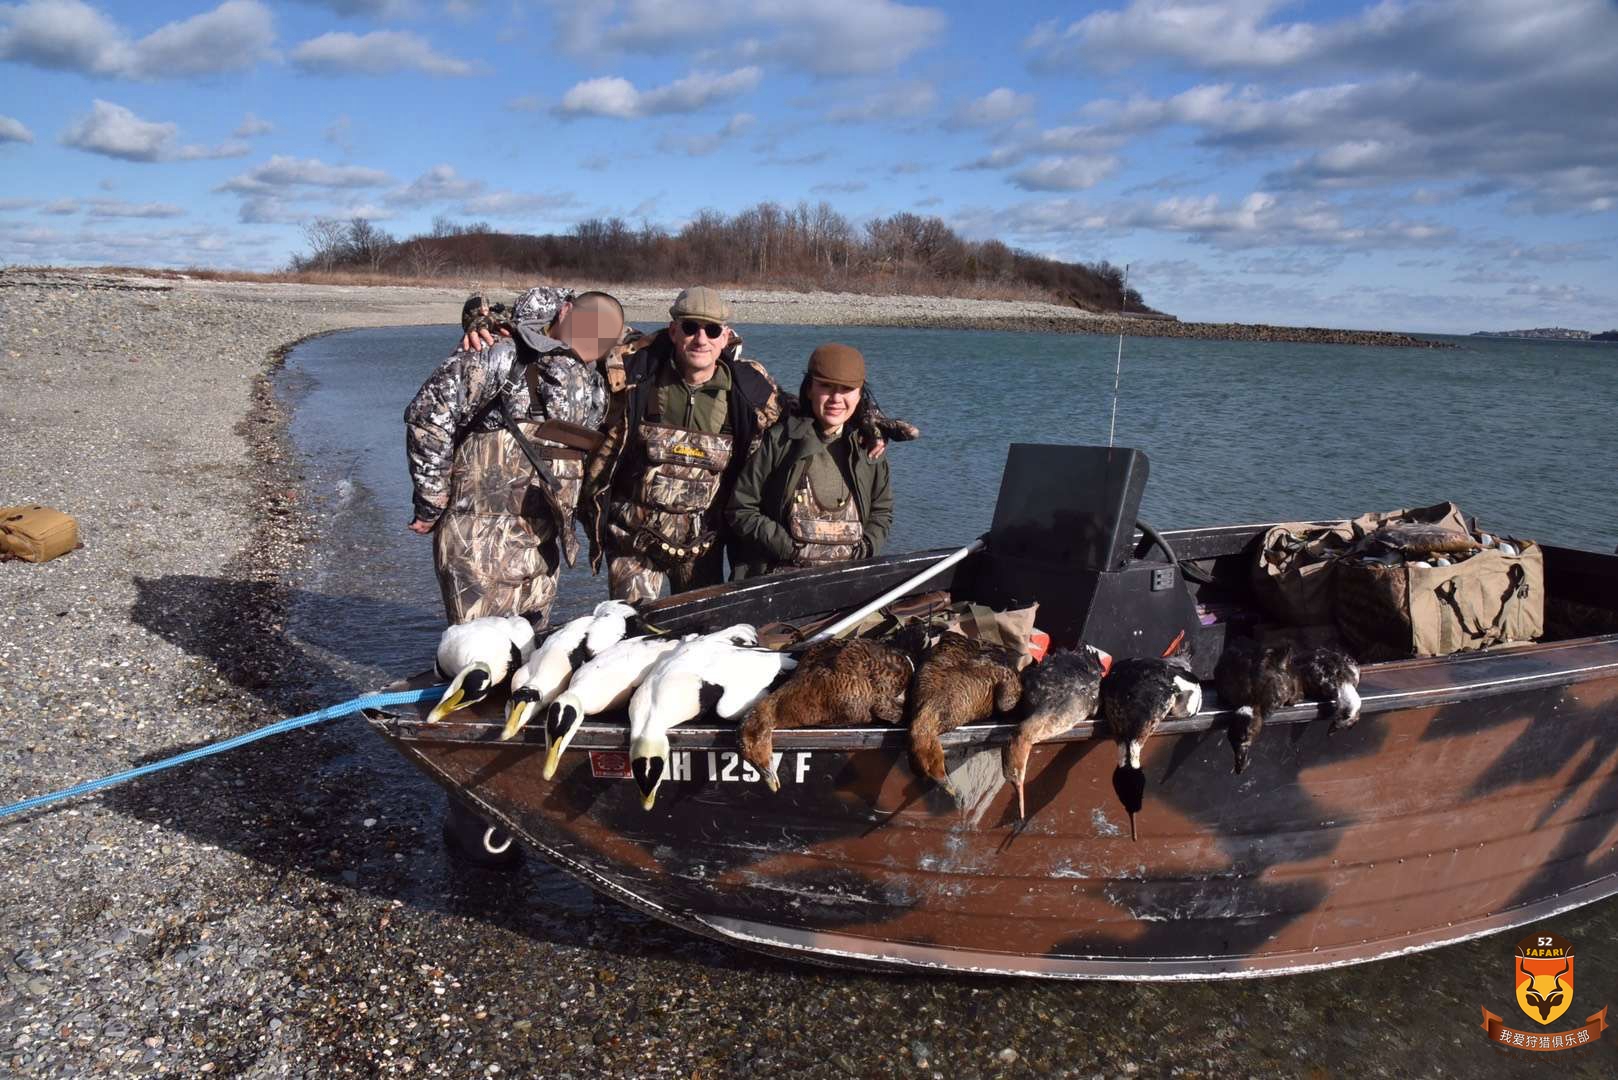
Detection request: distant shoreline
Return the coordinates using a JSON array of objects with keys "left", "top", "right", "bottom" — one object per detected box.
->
[{"left": 3, "top": 267, "right": 1446, "bottom": 348}]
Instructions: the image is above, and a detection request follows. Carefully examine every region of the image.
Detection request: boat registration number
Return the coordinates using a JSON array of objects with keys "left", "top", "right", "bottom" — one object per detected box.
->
[{"left": 588, "top": 750, "right": 813, "bottom": 784}]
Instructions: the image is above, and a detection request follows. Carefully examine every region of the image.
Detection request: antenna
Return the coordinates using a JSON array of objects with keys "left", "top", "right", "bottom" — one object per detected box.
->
[{"left": 1107, "top": 263, "right": 1130, "bottom": 448}]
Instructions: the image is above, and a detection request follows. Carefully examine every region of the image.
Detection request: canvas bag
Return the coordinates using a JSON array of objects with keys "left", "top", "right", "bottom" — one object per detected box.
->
[
  {"left": 0, "top": 505, "right": 81, "bottom": 563},
  {"left": 1253, "top": 502, "right": 1474, "bottom": 626},
  {"left": 1335, "top": 538, "right": 1544, "bottom": 661}
]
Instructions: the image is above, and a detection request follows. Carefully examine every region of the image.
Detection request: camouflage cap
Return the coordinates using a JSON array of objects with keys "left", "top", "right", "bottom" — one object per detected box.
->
[
  {"left": 512, "top": 286, "right": 577, "bottom": 351},
  {"left": 669, "top": 285, "right": 731, "bottom": 324}
]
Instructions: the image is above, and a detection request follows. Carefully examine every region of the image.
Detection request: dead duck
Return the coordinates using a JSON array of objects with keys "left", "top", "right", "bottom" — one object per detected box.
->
[
  {"left": 1003, "top": 644, "right": 1113, "bottom": 819},
  {"left": 1099, "top": 655, "right": 1203, "bottom": 840},
  {"left": 538, "top": 634, "right": 683, "bottom": 779},
  {"left": 740, "top": 625, "right": 931, "bottom": 791},
  {"left": 907, "top": 631, "right": 1023, "bottom": 801},
  {"left": 1216, "top": 640, "right": 1364, "bottom": 772},
  {"left": 426, "top": 615, "right": 537, "bottom": 724},
  {"left": 1295, "top": 648, "right": 1362, "bottom": 731},
  {"left": 628, "top": 626, "right": 796, "bottom": 810},
  {"left": 501, "top": 600, "right": 638, "bottom": 741},
  {"left": 1214, "top": 639, "right": 1303, "bottom": 774}
]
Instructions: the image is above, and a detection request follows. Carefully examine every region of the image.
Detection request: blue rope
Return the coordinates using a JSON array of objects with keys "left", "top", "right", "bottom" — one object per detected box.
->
[{"left": 0, "top": 686, "right": 443, "bottom": 822}]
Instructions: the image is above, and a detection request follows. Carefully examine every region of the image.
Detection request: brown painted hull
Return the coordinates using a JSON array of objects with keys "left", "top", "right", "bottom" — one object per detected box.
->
[{"left": 367, "top": 532, "right": 1618, "bottom": 979}]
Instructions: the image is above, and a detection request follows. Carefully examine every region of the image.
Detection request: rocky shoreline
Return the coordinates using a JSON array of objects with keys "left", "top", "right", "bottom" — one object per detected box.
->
[{"left": 0, "top": 267, "right": 1600, "bottom": 1078}]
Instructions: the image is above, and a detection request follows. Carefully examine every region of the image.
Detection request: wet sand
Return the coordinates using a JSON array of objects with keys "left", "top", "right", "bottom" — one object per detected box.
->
[{"left": 0, "top": 268, "right": 1608, "bottom": 1078}]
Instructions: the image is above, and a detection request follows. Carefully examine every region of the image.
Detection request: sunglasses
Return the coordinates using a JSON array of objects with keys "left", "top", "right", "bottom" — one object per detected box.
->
[{"left": 679, "top": 320, "right": 724, "bottom": 339}]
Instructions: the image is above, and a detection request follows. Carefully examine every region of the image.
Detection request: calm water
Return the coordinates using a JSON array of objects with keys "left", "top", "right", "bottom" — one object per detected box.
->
[{"left": 280, "top": 324, "right": 1618, "bottom": 677}]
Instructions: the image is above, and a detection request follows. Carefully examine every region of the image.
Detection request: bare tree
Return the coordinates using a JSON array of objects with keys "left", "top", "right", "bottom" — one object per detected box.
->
[{"left": 300, "top": 216, "right": 346, "bottom": 271}]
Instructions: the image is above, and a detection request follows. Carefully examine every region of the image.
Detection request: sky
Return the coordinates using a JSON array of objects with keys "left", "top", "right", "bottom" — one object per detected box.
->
[{"left": 0, "top": 0, "right": 1614, "bottom": 334}]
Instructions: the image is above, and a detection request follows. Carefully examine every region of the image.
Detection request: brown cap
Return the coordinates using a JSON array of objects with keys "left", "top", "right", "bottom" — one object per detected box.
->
[
  {"left": 807, "top": 343, "right": 866, "bottom": 387},
  {"left": 669, "top": 285, "right": 731, "bottom": 323}
]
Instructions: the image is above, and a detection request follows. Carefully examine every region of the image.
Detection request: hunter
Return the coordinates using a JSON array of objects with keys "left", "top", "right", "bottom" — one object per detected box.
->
[
  {"left": 405, "top": 287, "right": 626, "bottom": 625},
  {"left": 582, "top": 286, "right": 782, "bottom": 603}
]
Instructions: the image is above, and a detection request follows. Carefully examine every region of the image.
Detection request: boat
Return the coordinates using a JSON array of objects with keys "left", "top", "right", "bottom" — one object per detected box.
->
[{"left": 366, "top": 444, "right": 1618, "bottom": 979}]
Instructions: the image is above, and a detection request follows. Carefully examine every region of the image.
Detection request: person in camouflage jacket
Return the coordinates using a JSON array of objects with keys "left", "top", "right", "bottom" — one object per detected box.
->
[{"left": 406, "top": 286, "right": 622, "bottom": 626}]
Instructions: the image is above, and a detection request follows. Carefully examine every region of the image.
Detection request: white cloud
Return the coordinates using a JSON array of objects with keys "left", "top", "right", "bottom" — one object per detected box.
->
[
  {"left": 86, "top": 199, "right": 185, "bottom": 219},
  {"left": 657, "top": 113, "right": 755, "bottom": 157},
  {"left": 219, "top": 155, "right": 393, "bottom": 194},
  {"left": 324, "top": 114, "right": 354, "bottom": 155},
  {"left": 0, "top": 0, "right": 275, "bottom": 79},
  {"left": 946, "top": 88, "right": 1035, "bottom": 130},
  {"left": 1010, "top": 155, "right": 1121, "bottom": 192},
  {"left": 810, "top": 180, "right": 867, "bottom": 194},
  {"left": 556, "top": 67, "right": 760, "bottom": 119},
  {"left": 457, "top": 190, "right": 576, "bottom": 219},
  {"left": 59, "top": 101, "right": 248, "bottom": 162},
  {"left": 291, "top": 30, "right": 475, "bottom": 76},
  {"left": 295, "top": 0, "right": 417, "bottom": 16},
  {"left": 41, "top": 198, "right": 78, "bottom": 215},
  {"left": 0, "top": 219, "right": 282, "bottom": 270},
  {"left": 553, "top": 0, "right": 945, "bottom": 77},
  {"left": 387, "top": 164, "right": 485, "bottom": 205},
  {"left": 234, "top": 113, "right": 274, "bottom": 137},
  {"left": 0, "top": 114, "right": 33, "bottom": 143},
  {"left": 824, "top": 80, "right": 936, "bottom": 123}
]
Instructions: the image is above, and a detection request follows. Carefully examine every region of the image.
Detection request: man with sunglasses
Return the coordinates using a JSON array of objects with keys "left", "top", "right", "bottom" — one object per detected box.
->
[{"left": 582, "top": 285, "right": 782, "bottom": 603}]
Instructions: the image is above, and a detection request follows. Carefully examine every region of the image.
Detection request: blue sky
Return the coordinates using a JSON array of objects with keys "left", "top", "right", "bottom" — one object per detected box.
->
[{"left": 1, "top": 0, "right": 1614, "bottom": 334}]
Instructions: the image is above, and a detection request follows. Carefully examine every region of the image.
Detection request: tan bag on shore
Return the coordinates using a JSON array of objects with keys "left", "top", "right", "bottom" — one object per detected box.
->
[
  {"left": 0, "top": 505, "right": 81, "bottom": 563},
  {"left": 1335, "top": 539, "right": 1543, "bottom": 661}
]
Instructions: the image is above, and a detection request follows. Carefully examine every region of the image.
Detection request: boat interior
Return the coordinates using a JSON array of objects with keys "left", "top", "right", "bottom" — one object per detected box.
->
[{"left": 642, "top": 443, "right": 1618, "bottom": 676}]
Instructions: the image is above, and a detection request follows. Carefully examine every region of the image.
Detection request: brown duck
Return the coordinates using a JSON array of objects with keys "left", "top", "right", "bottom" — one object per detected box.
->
[
  {"left": 907, "top": 631, "right": 1023, "bottom": 800},
  {"left": 739, "top": 627, "right": 929, "bottom": 791}
]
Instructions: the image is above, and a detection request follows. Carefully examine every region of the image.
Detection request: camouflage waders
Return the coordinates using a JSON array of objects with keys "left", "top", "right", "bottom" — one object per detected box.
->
[
  {"left": 603, "top": 397, "right": 734, "bottom": 604},
  {"left": 785, "top": 467, "right": 864, "bottom": 568},
  {"left": 433, "top": 426, "right": 585, "bottom": 625}
]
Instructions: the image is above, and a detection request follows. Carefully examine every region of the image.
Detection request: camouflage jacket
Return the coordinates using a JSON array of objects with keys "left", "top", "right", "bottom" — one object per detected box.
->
[
  {"left": 581, "top": 328, "right": 782, "bottom": 570},
  {"left": 405, "top": 331, "right": 608, "bottom": 524}
]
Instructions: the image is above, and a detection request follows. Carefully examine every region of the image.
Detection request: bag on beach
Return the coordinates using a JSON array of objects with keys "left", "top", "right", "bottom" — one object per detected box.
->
[{"left": 0, "top": 504, "right": 81, "bottom": 563}]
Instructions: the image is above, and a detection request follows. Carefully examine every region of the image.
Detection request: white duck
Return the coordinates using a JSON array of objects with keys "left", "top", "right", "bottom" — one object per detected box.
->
[
  {"left": 426, "top": 615, "right": 537, "bottom": 724},
  {"left": 538, "top": 634, "right": 684, "bottom": 779},
  {"left": 628, "top": 625, "right": 793, "bottom": 810},
  {"left": 502, "top": 600, "right": 638, "bottom": 741}
]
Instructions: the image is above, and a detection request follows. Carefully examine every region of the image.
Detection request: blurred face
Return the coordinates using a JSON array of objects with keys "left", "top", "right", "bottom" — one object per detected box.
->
[
  {"left": 670, "top": 318, "right": 731, "bottom": 377},
  {"left": 558, "top": 300, "right": 624, "bottom": 362},
  {"left": 806, "top": 375, "right": 861, "bottom": 431}
]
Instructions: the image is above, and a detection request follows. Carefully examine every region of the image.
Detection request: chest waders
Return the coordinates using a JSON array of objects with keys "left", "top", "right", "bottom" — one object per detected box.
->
[
  {"left": 610, "top": 390, "right": 733, "bottom": 570},
  {"left": 786, "top": 463, "right": 864, "bottom": 566}
]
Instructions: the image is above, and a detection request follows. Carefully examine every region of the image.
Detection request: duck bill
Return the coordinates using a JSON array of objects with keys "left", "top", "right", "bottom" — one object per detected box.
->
[
  {"left": 541, "top": 703, "right": 583, "bottom": 781},
  {"left": 500, "top": 700, "right": 537, "bottom": 742},
  {"left": 1015, "top": 779, "right": 1027, "bottom": 820},
  {"left": 425, "top": 684, "right": 467, "bottom": 725},
  {"left": 541, "top": 733, "right": 573, "bottom": 781},
  {"left": 1128, "top": 810, "right": 1138, "bottom": 842},
  {"left": 640, "top": 787, "right": 660, "bottom": 811}
]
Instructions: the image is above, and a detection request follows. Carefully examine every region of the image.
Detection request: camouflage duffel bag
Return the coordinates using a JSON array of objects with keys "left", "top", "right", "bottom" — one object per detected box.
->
[{"left": 1335, "top": 539, "right": 1544, "bottom": 661}]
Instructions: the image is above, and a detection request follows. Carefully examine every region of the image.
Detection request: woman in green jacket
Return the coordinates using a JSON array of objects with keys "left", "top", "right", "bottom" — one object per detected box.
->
[{"left": 727, "top": 344, "right": 894, "bottom": 579}]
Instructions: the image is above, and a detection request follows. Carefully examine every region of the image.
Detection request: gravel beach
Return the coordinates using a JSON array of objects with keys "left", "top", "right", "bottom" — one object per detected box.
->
[{"left": 0, "top": 268, "right": 1606, "bottom": 1079}]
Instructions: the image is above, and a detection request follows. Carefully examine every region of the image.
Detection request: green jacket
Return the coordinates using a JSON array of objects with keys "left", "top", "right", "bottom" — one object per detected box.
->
[{"left": 726, "top": 415, "right": 894, "bottom": 579}]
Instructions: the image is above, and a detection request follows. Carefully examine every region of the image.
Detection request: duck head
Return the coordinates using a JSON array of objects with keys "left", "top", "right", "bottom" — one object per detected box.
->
[
  {"left": 541, "top": 692, "right": 586, "bottom": 780},
  {"left": 427, "top": 663, "right": 493, "bottom": 724},
  {"left": 630, "top": 731, "right": 671, "bottom": 810},
  {"left": 500, "top": 687, "right": 543, "bottom": 742}
]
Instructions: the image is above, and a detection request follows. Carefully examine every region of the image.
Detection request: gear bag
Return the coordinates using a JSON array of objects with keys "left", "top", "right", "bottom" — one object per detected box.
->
[{"left": 1, "top": 505, "right": 81, "bottom": 563}]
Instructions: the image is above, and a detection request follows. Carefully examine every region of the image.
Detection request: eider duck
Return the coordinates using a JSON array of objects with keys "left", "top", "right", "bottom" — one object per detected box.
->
[
  {"left": 1099, "top": 655, "right": 1203, "bottom": 840},
  {"left": 537, "top": 634, "right": 683, "bottom": 779},
  {"left": 740, "top": 625, "right": 931, "bottom": 792},
  {"left": 907, "top": 631, "right": 1023, "bottom": 801},
  {"left": 1215, "top": 640, "right": 1363, "bottom": 773},
  {"left": 1003, "top": 644, "right": 1112, "bottom": 820},
  {"left": 426, "top": 615, "right": 537, "bottom": 724},
  {"left": 1295, "top": 647, "right": 1362, "bottom": 731},
  {"left": 628, "top": 626, "right": 795, "bottom": 810},
  {"left": 501, "top": 600, "right": 638, "bottom": 741}
]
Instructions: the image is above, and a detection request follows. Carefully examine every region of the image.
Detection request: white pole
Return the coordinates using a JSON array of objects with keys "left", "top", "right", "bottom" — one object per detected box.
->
[
  {"left": 1107, "top": 262, "right": 1130, "bottom": 448},
  {"left": 802, "top": 538, "right": 986, "bottom": 646}
]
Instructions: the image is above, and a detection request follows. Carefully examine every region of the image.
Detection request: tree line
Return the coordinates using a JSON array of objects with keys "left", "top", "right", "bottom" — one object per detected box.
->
[{"left": 293, "top": 201, "right": 1150, "bottom": 313}]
